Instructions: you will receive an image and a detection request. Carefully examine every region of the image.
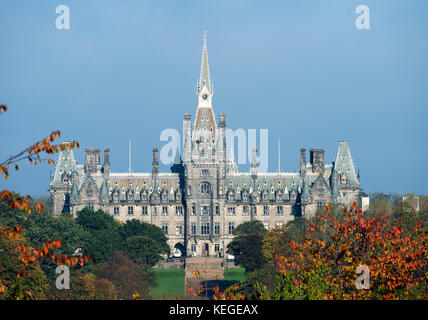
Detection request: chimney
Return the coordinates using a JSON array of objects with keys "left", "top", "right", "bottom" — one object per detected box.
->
[
  {"left": 300, "top": 148, "right": 306, "bottom": 180},
  {"left": 309, "top": 148, "right": 325, "bottom": 175},
  {"left": 103, "top": 148, "right": 110, "bottom": 179},
  {"left": 251, "top": 148, "right": 258, "bottom": 180},
  {"left": 84, "top": 148, "right": 100, "bottom": 175},
  {"left": 152, "top": 148, "right": 159, "bottom": 179}
]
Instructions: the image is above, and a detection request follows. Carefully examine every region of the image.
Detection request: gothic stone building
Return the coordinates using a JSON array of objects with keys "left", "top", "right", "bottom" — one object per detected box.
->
[{"left": 50, "top": 36, "right": 360, "bottom": 257}]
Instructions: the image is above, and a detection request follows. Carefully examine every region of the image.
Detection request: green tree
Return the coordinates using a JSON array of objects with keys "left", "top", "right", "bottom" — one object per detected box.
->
[
  {"left": 125, "top": 235, "right": 169, "bottom": 267},
  {"left": 96, "top": 251, "right": 153, "bottom": 299},
  {"left": 76, "top": 208, "right": 123, "bottom": 263},
  {"left": 227, "top": 221, "right": 267, "bottom": 272}
]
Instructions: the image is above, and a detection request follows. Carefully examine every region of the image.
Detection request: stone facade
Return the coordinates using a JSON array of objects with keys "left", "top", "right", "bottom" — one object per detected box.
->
[{"left": 49, "top": 35, "right": 360, "bottom": 258}]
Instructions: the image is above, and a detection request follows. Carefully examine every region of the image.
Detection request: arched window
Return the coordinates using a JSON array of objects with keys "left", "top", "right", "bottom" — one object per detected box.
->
[{"left": 201, "top": 182, "right": 211, "bottom": 195}]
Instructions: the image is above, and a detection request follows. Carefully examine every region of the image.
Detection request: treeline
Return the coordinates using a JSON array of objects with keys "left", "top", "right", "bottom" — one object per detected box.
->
[
  {"left": 0, "top": 200, "right": 170, "bottom": 300},
  {"left": 226, "top": 197, "right": 428, "bottom": 300}
]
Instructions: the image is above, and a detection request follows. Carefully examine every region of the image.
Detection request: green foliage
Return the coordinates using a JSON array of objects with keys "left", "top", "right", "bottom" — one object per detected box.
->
[
  {"left": 227, "top": 221, "right": 267, "bottom": 273},
  {"left": 0, "top": 231, "right": 48, "bottom": 300},
  {"left": 97, "top": 251, "right": 153, "bottom": 299},
  {"left": 233, "top": 220, "right": 267, "bottom": 236}
]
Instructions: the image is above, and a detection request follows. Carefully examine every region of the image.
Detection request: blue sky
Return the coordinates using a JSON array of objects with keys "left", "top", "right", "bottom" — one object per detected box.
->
[{"left": 0, "top": 0, "right": 427, "bottom": 196}]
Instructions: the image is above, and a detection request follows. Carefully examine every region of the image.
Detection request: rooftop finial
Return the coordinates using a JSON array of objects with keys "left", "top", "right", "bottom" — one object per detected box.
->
[{"left": 203, "top": 30, "right": 207, "bottom": 47}]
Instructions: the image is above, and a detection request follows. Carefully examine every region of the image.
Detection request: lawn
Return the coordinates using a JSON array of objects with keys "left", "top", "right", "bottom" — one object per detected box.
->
[
  {"left": 150, "top": 267, "right": 246, "bottom": 300},
  {"left": 225, "top": 267, "right": 246, "bottom": 283},
  {"left": 150, "top": 269, "right": 185, "bottom": 300}
]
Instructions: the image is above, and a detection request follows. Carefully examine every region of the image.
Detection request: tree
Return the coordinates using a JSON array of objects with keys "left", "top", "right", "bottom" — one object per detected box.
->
[
  {"left": 0, "top": 103, "right": 88, "bottom": 299},
  {"left": 256, "top": 202, "right": 427, "bottom": 300},
  {"left": 96, "top": 251, "right": 153, "bottom": 300},
  {"left": 392, "top": 199, "right": 419, "bottom": 233},
  {"left": 125, "top": 235, "right": 169, "bottom": 267},
  {"left": 227, "top": 221, "right": 267, "bottom": 272},
  {"left": 0, "top": 228, "right": 48, "bottom": 299},
  {"left": 76, "top": 208, "right": 123, "bottom": 263}
]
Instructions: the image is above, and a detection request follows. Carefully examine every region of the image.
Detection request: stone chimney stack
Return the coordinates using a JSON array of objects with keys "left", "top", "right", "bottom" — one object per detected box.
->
[
  {"left": 84, "top": 148, "right": 100, "bottom": 175},
  {"left": 152, "top": 148, "right": 159, "bottom": 179},
  {"left": 103, "top": 148, "right": 110, "bottom": 179},
  {"left": 300, "top": 148, "right": 306, "bottom": 180},
  {"left": 251, "top": 148, "right": 258, "bottom": 180},
  {"left": 310, "top": 148, "right": 325, "bottom": 175}
]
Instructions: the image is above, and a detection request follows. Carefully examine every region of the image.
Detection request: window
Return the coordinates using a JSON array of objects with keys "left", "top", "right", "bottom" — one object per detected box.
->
[
  {"left": 228, "top": 222, "right": 235, "bottom": 235},
  {"left": 128, "top": 193, "right": 134, "bottom": 201},
  {"left": 276, "top": 221, "right": 283, "bottom": 228},
  {"left": 317, "top": 201, "right": 325, "bottom": 210},
  {"left": 263, "top": 206, "right": 269, "bottom": 216},
  {"left": 153, "top": 207, "right": 157, "bottom": 216},
  {"left": 263, "top": 222, "right": 269, "bottom": 230},
  {"left": 191, "top": 243, "right": 196, "bottom": 253},
  {"left": 176, "top": 206, "right": 183, "bottom": 215},
  {"left": 252, "top": 206, "right": 257, "bottom": 216},
  {"left": 227, "top": 207, "right": 236, "bottom": 216},
  {"left": 113, "top": 207, "right": 119, "bottom": 216},
  {"left": 243, "top": 206, "right": 249, "bottom": 216},
  {"left": 86, "top": 188, "right": 93, "bottom": 197},
  {"left": 191, "top": 222, "right": 196, "bottom": 235},
  {"left": 201, "top": 222, "right": 210, "bottom": 235},
  {"left": 318, "top": 189, "right": 324, "bottom": 196},
  {"left": 176, "top": 223, "right": 183, "bottom": 235},
  {"left": 161, "top": 222, "right": 168, "bottom": 234},
  {"left": 142, "top": 206, "right": 148, "bottom": 216},
  {"left": 162, "top": 206, "right": 168, "bottom": 216},
  {"left": 214, "top": 222, "right": 220, "bottom": 235},
  {"left": 128, "top": 206, "right": 134, "bottom": 215},
  {"left": 276, "top": 206, "right": 283, "bottom": 216},
  {"left": 342, "top": 192, "right": 347, "bottom": 200},
  {"left": 201, "top": 169, "right": 209, "bottom": 177},
  {"left": 215, "top": 204, "right": 220, "bottom": 215},
  {"left": 86, "top": 202, "right": 94, "bottom": 211},
  {"left": 214, "top": 243, "right": 220, "bottom": 253},
  {"left": 201, "top": 205, "right": 210, "bottom": 215},
  {"left": 191, "top": 203, "right": 196, "bottom": 216},
  {"left": 113, "top": 193, "right": 119, "bottom": 201},
  {"left": 201, "top": 182, "right": 211, "bottom": 194}
]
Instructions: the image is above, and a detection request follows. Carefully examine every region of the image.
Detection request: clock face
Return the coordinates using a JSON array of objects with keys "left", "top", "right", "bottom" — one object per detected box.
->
[{"left": 202, "top": 94, "right": 208, "bottom": 100}]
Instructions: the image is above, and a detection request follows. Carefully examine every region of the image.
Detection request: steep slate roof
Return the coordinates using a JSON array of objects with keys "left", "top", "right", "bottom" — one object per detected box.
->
[
  {"left": 334, "top": 142, "right": 359, "bottom": 185},
  {"left": 50, "top": 146, "right": 77, "bottom": 186}
]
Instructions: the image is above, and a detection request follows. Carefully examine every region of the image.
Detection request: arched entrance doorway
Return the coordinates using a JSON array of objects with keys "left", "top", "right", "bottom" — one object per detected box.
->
[
  {"left": 202, "top": 243, "right": 209, "bottom": 257},
  {"left": 173, "top": 243, "right": 186, "bottom": 257}
]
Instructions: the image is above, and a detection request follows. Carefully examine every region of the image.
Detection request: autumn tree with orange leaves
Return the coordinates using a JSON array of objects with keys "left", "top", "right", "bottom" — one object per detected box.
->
[
  {"left": 0, "top": 104, "right": 90, "bottom": 299},
  {"left": 255, "top": 202, "right": 427, "bottom": 300}
]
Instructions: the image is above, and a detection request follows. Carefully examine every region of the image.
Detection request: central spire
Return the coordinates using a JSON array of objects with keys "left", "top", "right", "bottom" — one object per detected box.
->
[{"left": 198, "top": 30, "right": 212, "bottom": 95}]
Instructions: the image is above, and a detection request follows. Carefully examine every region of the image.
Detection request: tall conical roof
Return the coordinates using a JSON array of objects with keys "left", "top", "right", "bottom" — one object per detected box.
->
[
  {"left": 334, "top": 142, "right": 359, "bottom": 185},
  {"left": 197, "top": 31, "right": 212, "bottom": 95}
]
